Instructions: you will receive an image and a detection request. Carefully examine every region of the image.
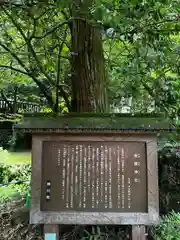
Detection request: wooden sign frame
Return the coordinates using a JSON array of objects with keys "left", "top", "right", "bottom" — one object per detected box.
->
[{"left": 30, "top": 133, "right": 159, "bottom": 225}]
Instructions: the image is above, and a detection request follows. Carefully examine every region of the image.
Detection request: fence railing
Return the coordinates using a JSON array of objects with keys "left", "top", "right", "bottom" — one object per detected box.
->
[
  {"left": 0, "top": 100, "right": 44, "bottom": 113},
  {"left": 0, "top": 180, "right": 30, "bottom": 187}
]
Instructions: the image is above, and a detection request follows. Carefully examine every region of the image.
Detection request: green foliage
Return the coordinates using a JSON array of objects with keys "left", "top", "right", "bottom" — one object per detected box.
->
[
  {"left": 151, "top": 211, "right": 180, "bottom": 240},
  {"left": 79, "top": 226, "right": 129, "bottom": 239},
  {"left": 0, "top": 163, "right": 31, "bottom": 204},
  {"left": 43, "top": 107, "right": 53, "bottom": 113},
  {"left": 0, "top": 0, "right": 179, "bottom": 114},
  {"left": 79, "top": 226, "right": 130, "bottom": 239},
  {"left": 0, "top": 2, "right": 71, "bottom": 110},
  {"left": 158, "top": 145, "right": 180, "bottom": 214},
  {"left": 11, "top": 165, "right": 31, "bottom": 196},
  {"left": 0, "top": 147, "right": 9, "bottom": 164},
  {"left": 0, "top": 185, "right": 20, "bottom": 204},
  {"left": 0, "top": 163, "right": 11, "bottom": 184},
  {"left": 7, "top": 135, "right": 16, "bottom": 150},
  {"left": 43, "top": 101, "right": 69, "bottom": 113},
  {"left": 0, "top": 149, "right": 31, "bottom": 198}
]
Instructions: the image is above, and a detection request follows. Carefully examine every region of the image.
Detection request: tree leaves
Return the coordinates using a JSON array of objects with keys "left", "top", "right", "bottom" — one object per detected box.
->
[{"left": 0, "top": 0, "right": 179, "bottom": 115}]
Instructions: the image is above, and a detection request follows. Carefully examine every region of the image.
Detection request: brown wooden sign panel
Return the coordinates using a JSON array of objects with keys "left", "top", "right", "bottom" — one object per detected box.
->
[{"left": 41, "top": 141, "right": 147, "bottom": 213}]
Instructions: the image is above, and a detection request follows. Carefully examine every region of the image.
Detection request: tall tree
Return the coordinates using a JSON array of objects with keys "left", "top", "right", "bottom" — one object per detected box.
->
[{"left": 71, "top": 0, "right": 108, "bottom": 112}]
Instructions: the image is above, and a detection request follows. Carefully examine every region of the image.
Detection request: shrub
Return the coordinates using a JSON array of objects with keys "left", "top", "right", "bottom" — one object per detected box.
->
[
  {"left": 151, "top": 211, "right": 180, "bottom": 240},
  {"left": 10, "top": 164, "right": 31, "bottom": 196},
  {"left": 0, "top": 148, "right": 11, "bottom": 184},
  {"left": 0, "top": 163, "right": 31, "bottom": 203},
  {"left": 7, "top": 132, "right": 32, "bottom": 151},
  {"left": 158, "top": 146, "right": 180, "bottom": 214},
  {"left": 0, "top": 164, "right": 11, "bottom": 184}
]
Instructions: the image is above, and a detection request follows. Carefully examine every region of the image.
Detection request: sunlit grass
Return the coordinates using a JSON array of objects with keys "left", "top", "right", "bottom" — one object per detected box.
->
[{"left": 0, "top": 151, "right": 31, "bottom": 165}]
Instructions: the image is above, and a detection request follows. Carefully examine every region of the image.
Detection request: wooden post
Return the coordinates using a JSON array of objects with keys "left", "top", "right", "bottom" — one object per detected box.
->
[
  {"left": 132, "top": 225, "right": 146, "bottom": 240},
  {"left": 43, "top": 224, "right": 59, "bottom": 240}
]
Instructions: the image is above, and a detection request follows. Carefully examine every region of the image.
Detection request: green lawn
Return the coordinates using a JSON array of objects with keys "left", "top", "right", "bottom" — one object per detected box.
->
[{"left": 0, "top": 151, "right": 31, "bottom": 165}]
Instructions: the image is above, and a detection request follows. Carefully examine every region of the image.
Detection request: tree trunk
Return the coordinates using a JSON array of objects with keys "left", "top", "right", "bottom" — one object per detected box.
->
[{"left": 71, "top": 1, "right": 108, "bottom": 112}]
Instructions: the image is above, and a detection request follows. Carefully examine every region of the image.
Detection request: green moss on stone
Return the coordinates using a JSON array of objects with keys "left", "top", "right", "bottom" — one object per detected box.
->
[
  {"left": 23, "top": 112, "right": 165, "bottom": 118},
  {"left": 14, "top": 112, "right": 174, "bottom": 131}
]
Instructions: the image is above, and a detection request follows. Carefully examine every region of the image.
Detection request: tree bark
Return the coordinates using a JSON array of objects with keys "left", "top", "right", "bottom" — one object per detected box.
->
[{"left": 71, "top": 0, "right": 108, "bottom": 112}]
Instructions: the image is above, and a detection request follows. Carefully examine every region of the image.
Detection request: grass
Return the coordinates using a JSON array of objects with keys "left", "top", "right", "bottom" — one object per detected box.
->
[{"left": 0, "top": 151, "right": 31, "bottom": 165}]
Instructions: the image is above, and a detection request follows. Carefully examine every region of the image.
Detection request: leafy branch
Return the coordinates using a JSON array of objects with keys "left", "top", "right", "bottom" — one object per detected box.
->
[
  {"left": 4, "top": 9, "right": 54, "bottom": 82},
  {"left": 0, "top": 65, "right": 30, "bottom": 76},
  {"left": 55, "top": 27, "right": 70, "bottom": 112},
  {"left": 1, "top": 7, "right": 71, "bottom": 110},
  {"left": 0, "top": 40, "right": 54, "bottom": 108},
  {"left": 32, "top": 20, "right": 69, "bottom": 39}
]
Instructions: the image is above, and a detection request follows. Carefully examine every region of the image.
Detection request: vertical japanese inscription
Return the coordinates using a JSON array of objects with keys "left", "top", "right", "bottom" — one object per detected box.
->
[
  {"left": 70, "top": 145, "right": 74, "bottom": 208},
  {"left": 79, "top": 145, "right": 83, "bottom": 208},
  {"left": 42, "top": 141, "right": 147, "bottom": 213},
  {"left": 83, "top": 146, "right": 87, "bottom": 208},
  {"left": 62, "top": 144, "right": 66, "bottom": 200},
  {"left": 134, "top": 153, "right": 141, "bottom": 183},
  {"left": 104, "top": 145, "right": 108, "bottom": 208},
  {"left": 100, "top": 145, "right": 104, "bottom": 204},
  {"left": 128, "top": 178, "right": 131, "bottom": 208},
  {"left": 57, "top": 149, "right": 60, "bottom": 166},
  {"left": 75, "top": 145, "right": 79, "bottom": 200},
  {"left": 87, "top": 145, "right": 91, "bottom": 192},
  {"left": 92, "top": 147, "right": 95, "bottom": 208},
  {"left": 108, "top": 147, "right": 112, "bottom": 208},
  {"left": 121, "top": 147, "right": 125, "bottom": 208},
  {"left": 66, "top": 144, "right": 70, "bottom": 208},
  {"left": 117, "top": 146, "right": 121, "bottom": 208},
  {"left": 96, "top": 147, "right": 99, "bottom": 208}
]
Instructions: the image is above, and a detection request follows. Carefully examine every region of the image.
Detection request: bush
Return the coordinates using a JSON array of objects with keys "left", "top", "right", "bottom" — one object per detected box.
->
[
  {"left": 0, "top": 163, "right": 31, "bottom": 203},
  {"left": 151, "top": 211, "right": 180, "bottom": 240},
  {"left": 9, "top": 164, "right": 31, "bottom": 196},
  {"left": 0, "top": 147, "right": 11, "bottom": 184},
  {"left": 158, "top": 146, "right": 180, "bottom": 214},
  {"left": 0, "top": 122, "right": 13, "bottom": 149},
  {"left": 0, "top": 164, "right": 12, "bottom": 184},
  {"left": 7, "top": 132, "right": 32, "bottom": 151}
]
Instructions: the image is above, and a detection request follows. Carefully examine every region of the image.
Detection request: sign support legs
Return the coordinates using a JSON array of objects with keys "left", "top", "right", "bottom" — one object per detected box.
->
[
  {"left": 43, "top": 224, "right": 59, "bottom": 240},
  {"left": 132, "top": 225, "right": 146, "bottom": 240}
]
